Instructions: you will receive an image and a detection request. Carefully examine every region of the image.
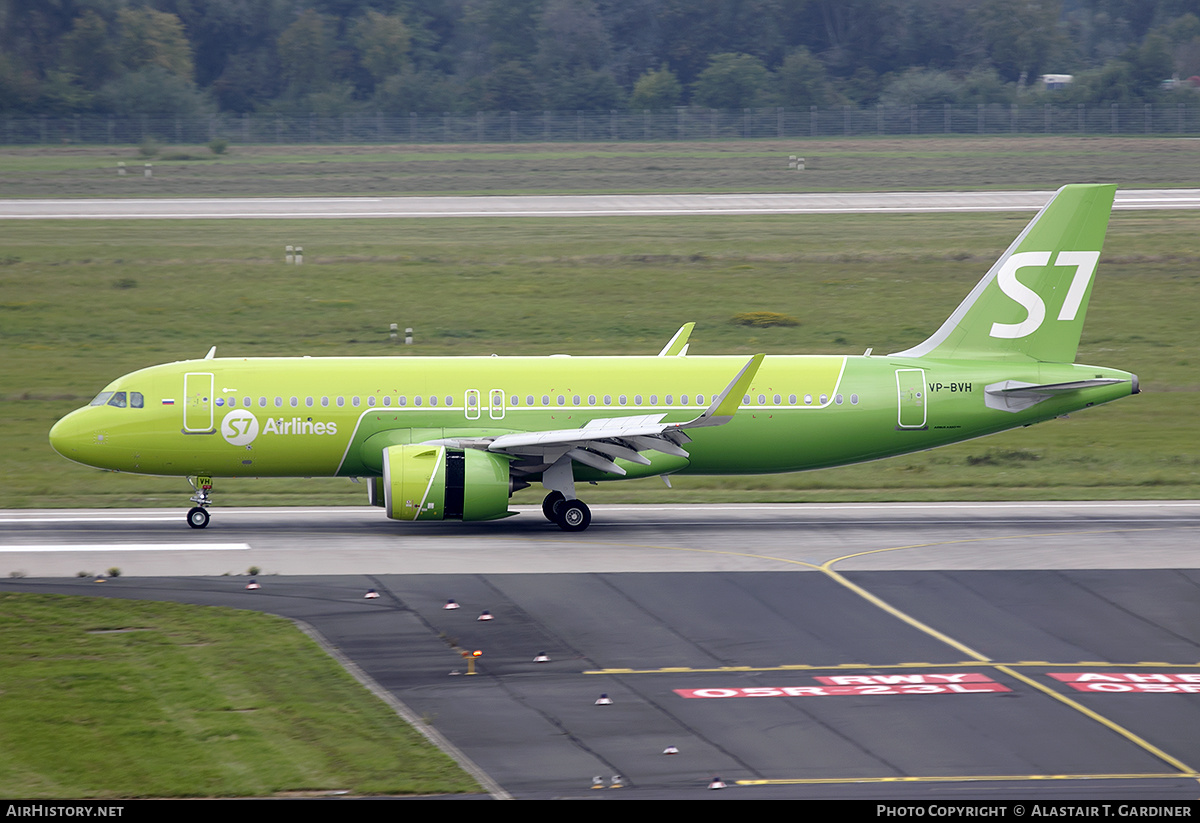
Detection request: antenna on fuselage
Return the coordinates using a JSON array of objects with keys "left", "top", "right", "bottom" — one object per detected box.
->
[{"left": 204, "top": 346, "right": 216, "bottom": 360}]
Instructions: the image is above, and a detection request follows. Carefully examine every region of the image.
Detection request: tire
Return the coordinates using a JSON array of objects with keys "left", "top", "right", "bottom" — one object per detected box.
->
[
  {"left": 556, "top": 500, "right": 591, "bottom": 532},
  {"left": 187, "top": 507, "right": 210, "bottom": 529},
  {"left": 542, "top": 491, "right": 566, "bottom": 522}
]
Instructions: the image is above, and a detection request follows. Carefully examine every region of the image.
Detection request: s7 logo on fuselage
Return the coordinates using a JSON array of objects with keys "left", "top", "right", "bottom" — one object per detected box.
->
[{"left": 989, "top": 250, "right": 1099, "bottom": 339}]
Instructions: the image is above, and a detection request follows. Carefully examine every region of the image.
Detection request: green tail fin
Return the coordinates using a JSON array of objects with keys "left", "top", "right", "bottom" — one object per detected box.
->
[{"left": 891, "top": 184, "right": 1116, "bottom": 363}]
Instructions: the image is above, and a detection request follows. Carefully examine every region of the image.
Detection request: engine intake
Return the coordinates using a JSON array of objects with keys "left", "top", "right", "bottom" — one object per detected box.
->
[{"left": 380, "top": 444, "right": 514, "bottom": 521}]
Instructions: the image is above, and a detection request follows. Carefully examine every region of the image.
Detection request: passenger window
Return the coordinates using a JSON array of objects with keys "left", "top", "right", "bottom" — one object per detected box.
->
[{"left": 107, "top": 392, "right": 127, "bottom": 408}]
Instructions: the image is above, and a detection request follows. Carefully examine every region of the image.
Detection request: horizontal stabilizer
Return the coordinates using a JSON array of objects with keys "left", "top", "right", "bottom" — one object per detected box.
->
[{"left": 984, "top": 378, "right": 1127, "bottom": 412}]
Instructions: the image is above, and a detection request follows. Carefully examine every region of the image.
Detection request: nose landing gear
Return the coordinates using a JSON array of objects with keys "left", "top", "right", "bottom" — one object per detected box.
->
[{"left": 187, "top": 475, "right": 213, "bottom": 529}]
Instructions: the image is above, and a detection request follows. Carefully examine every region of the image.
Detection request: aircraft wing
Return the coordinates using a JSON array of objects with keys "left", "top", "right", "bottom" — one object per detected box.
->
[{"left": 432, "top": 354, "right": 764, "bottom": 475}]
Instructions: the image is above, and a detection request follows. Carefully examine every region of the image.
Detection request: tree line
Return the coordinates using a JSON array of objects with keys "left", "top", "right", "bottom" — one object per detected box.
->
[{"left": 2, "top": 0, "right": 1198, "bottom": 120}]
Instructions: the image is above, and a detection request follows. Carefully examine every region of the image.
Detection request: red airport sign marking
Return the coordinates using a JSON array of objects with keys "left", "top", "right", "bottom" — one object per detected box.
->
[
  {"left": 1049, "top": 672, "right": 1200, "bottom": 693},
  {"left": 675, "top": 673, "right": 1010, "bottom": 698}
]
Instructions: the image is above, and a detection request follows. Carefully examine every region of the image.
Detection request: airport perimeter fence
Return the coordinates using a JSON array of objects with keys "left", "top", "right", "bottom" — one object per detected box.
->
[{"left": 5, "top": 103, "right": 1200, "bottom": 145}]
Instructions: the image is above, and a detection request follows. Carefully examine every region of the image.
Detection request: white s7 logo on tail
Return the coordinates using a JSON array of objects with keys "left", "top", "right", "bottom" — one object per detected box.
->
[{"left": 989, "top": 251, "right": 1100, "bottom": 339}]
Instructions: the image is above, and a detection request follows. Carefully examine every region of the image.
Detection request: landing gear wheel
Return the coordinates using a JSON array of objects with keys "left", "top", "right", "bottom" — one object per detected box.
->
[
  {"left": 556, "top": 500, "right": 591, "bottom": 532},
  {"left": 542, "top": 491, "right": 566, "bottom": 522},
  {"left": 187, "top": 506, "right": 210, "bottom": 529}
]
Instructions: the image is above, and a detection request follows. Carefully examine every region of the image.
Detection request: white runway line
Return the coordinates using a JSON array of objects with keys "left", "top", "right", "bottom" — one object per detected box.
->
[{"left": 0, "top": 543, "right": 250, "bottom": 552}]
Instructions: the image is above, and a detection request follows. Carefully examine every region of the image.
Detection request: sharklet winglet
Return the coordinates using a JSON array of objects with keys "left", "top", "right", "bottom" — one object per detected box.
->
[
  {"left": 658, "top": 323, "right": 695, "bottom": 357},
  {"left": 679, "top": 353, "right": 764, "bottom": 430}
]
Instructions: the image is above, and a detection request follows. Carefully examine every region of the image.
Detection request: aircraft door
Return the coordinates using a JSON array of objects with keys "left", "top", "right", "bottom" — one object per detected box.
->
[
  {"left": 183, "top": 372, "right": 215, "bottom": 432},
  {"left": 489, "top": 388, "right": 505, "bottom": 420},
  {"left": 465, "top": 389, "right": 481, "bottom": 420},
  {"left": 895, "top": 368, "right": 927, "bottom": 429}
]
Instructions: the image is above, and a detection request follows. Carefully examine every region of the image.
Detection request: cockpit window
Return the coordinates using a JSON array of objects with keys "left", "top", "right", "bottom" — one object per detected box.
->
[
  {"left": 89, "top": 392, "right": 114, "bottom": 407},
  {"left": 130, "top": 392, "right": 144, "bottom": 408},
  {"left": 107, "top": 391, "right": 127, "bottom": 408}
]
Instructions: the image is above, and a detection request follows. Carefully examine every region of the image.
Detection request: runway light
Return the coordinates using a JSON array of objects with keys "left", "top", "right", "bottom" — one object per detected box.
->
[
  {"left": 477, "top": 610, "right": 493, "bottom": 621},
  {"left": 364, "top": 589, "right": 380, "bottom": 599},
  {"left": 246, "top": 579, "right": 260, "bottom": 590},
  {"left": 591, "top": 776, "right": 603, "bottom": 789},
  {"left": 708, "top": 776, "right": 726, "bottom": 790},
  {"left": 444, "top": 599, "right": 460, "bottom": 610},
  {"left": 534, "top": 651, "right": 550, "bottom": 662},
  {"left": 610, "top": 775, "right": 624, "bottom": 789},
  {"left": 663, "top": 745, "right": 679, "bottom": 755},
  {"left": 595, "top": 694, "right": 612, "bottom": 705}
]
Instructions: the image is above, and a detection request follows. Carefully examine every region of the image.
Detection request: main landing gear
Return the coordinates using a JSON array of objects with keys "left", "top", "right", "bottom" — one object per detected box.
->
[
  {"left": 541, "top": 491, "right": 591, "bottom": 532},
  {"left": 186, "top": 475, "right": 213, "bottom": 529}
]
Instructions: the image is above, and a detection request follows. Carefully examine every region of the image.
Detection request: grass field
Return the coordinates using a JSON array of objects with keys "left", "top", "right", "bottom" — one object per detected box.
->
[
  {"left": 0, "top": 136, "right": 1194, "bottom": 800},
  {"left": 0, "top": 592, "right": 480, "bottom": 798},
  {"left": 2, "top": 207, "right": 1196, "bottom": 507},
  {"left": 0, "top": 136, "right": 1197, "bottom": 197}
]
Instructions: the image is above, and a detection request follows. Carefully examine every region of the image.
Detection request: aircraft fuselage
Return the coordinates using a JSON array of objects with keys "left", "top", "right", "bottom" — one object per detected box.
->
[{"left": 50, "top": 353, "right": 1135, "bottom": 482}]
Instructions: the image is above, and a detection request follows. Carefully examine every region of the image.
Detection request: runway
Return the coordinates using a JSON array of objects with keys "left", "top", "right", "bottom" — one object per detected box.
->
[
  {"left": 3, "top": 502, "right": 1200, "bottom": 799},
  {"left": 2, "top": 501, "right": 1197, "bottom": 576},
  {"left": 1, "top": 189, "right": 1199, "bottom": 219}
]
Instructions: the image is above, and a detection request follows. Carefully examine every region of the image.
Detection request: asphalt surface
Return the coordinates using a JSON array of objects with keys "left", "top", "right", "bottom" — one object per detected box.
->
[
  {"left": 1, "top": 189, "right": 1198, "bottom": 219},
  {"left": 2, "top": 502, "right": 1199, "bottom": 800}
]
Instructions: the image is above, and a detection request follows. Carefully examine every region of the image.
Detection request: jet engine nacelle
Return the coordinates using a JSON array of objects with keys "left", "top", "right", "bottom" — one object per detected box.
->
[{"left": 380, "top": 444, "right": 515, "bottom": 521}]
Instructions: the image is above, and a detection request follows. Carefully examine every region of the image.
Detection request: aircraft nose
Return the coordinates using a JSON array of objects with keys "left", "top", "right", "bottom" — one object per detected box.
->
[{"left": 49, "top": 410, "right": 90, "bottom": 462}]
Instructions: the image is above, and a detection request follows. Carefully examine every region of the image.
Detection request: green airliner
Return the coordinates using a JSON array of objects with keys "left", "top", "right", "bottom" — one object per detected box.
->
[{"left": 49, "top": 184, "right": 1137, "bottom": 531}]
